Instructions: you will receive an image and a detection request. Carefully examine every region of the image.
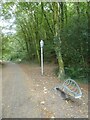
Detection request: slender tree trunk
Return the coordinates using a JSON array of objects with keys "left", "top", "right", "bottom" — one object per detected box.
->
[
  {"left": 87, "top": 2, "right": 90, "bottom": 67},
  {"left": 87, "top": 2, "right": 90, "bottom": 39},
  {"left": 53, "top": 2, "right": 65, "bottom": 80},
  {"left": 60, "top": 2, "right": 64, "bottom": 30},
  {"left": 34, "top": 11, "right": 40, "bottom": 63},
  {"left": 41, "top": 3, "right": 54, "bottom": 35},
  {"left": 86, "top": 2, "right": 90, "bottom": 72},
  {"left": 76, "top": 3, "right": 85, "bottom": 67},
  {"left": 20, "top": 24, "right": 31, "bottom": 60},
  {"left": 64, "top": 3, "right": 67, "bottom": 25}
]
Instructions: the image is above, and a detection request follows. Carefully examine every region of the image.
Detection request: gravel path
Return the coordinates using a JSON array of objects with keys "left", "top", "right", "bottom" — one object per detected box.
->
[
  {"left": 2, "top": 63, "right": 41, "bottom": 118},
  {"left": 1, "top": 62, "right": 88, "bottom": 118}
]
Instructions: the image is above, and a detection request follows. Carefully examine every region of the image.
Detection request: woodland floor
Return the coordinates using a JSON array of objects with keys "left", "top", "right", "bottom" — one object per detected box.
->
[{"left": 0, "top": 62, "right": 88, "bottom": 118}]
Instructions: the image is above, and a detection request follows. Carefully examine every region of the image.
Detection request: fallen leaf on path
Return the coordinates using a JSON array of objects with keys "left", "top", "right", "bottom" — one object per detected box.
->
[
  {"left": 83, "top": 103, "right": 85, "bottom": 105},
  {"left": 40, "top": 101, "right": 45, "bottom": 105},
  {"left": 65, "top": 100, "right": 68, "bottom": 104},
  {"left": 44, "top": 91, "right": 47, "bottom": 94},
  {"left": 43, "top": 107, "right": 46, "bottom": 110},
  {"left": 44, "top": 87, "right": 47, "bottom": 90},
  {"left": 51, "top": 116, "right": 55, "bottom": 118}
]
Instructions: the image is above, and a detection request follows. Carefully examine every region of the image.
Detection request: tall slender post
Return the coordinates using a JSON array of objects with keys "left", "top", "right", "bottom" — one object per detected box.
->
[
  {"left": 40, "top": 40, "right": 44, "bottom": 75},
  {"left": 41, "top": 47, "right": 43, "bottom": 75}
]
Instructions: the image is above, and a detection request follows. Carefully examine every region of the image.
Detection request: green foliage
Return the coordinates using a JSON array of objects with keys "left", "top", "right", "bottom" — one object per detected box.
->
[{"left": 0, "top": 2, "right": 89, "bottom": 83}]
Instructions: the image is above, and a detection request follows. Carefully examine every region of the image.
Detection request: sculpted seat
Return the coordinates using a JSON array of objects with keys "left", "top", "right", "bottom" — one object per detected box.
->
[{"left": 59, "top": 79, "right": 82, "bottom": 99}]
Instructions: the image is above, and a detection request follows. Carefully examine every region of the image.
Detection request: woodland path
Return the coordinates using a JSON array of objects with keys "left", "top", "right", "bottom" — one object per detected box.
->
[{"left": 0, "top": 62, "right": 88, "bottom": 118}]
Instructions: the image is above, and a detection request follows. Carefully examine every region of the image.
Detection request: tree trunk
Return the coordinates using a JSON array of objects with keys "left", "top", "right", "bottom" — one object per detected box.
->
[
  {"left": 60, "top": 2, "right": 64, "bottom": 30},
  {"left": 87, "top": 2, "right": 90, "bottom": 67},
  {"left": 41, "top": 3, "right": 54, "bottom": 35},
  {"left": 34, "top": 11, "right": 40, "bottom": 63},
  {"left": 53, "top": 2, "right": 65, "bottom": 80},
  {"left": 64, "top": 3, "right": 67, "bottom": 25}
]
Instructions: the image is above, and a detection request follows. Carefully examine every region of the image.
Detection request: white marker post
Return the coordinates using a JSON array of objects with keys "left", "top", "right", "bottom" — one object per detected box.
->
[{"left": 40, "top": 40, "right": 44, "bottom": 75}]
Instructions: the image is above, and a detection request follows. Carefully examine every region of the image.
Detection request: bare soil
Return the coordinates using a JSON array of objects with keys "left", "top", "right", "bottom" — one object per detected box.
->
[{"left": 1, "top": 62, "right": 88, "bottom": 118}]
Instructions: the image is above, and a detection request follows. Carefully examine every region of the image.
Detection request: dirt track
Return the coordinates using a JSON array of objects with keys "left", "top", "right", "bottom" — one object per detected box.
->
[{"left": 1, "top": 62, "right": 88, "bottom": 118}]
